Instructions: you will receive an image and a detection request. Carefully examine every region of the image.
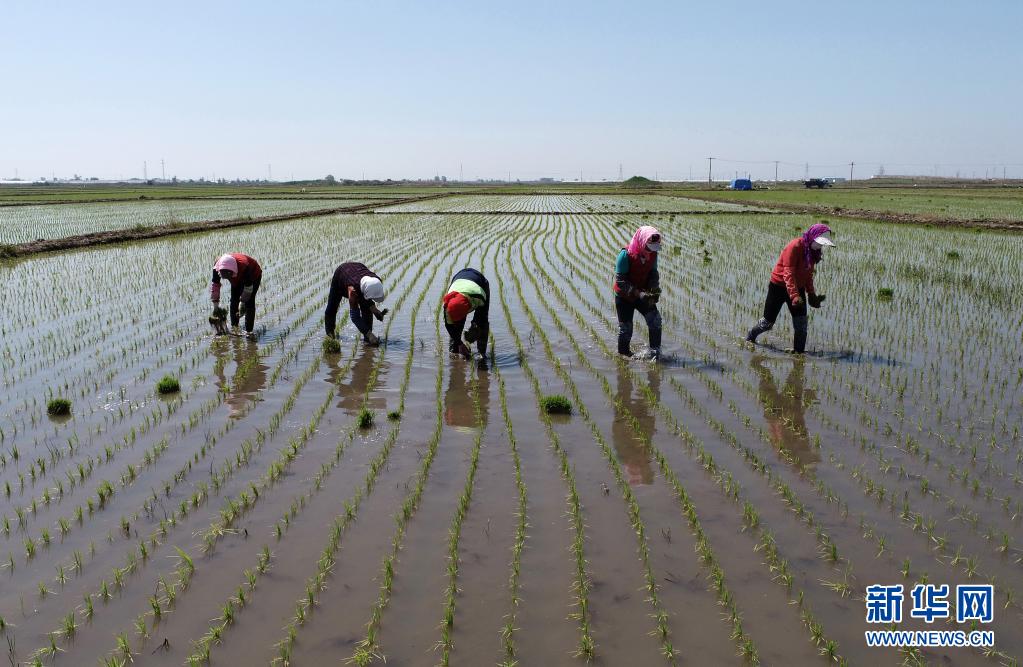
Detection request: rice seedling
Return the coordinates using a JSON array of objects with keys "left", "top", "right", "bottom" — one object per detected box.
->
[
  {"left": 46, "top": 398, "right": 72, "bottom": 416},
  {"left": 155, "top": 374, "right": 181, "bottom": 394},
  {"left": 539, "top": 394, "right": 572, "bottom": 415}
]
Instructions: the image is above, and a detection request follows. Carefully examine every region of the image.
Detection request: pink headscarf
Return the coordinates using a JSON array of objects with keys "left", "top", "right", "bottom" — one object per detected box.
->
[
  {"left": 802, "top": 223, "right": 831, "bottom": 267},
  {"left": 214, "top": 254, "right": 238, "bottom": 275},
  {"left": 211, "top": 253, "right": 238, "bottom": 302},
  {"left": 626, "top": 226, "right": 661, "bottom": 264}
]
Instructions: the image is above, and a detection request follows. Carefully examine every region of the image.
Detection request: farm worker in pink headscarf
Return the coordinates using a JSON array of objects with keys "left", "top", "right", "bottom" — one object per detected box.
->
[
  {"left": 211, "top": 253, "right": 262, "bottom": 334},
  {"left": 746, "top": 223, "right": 835, "bottom": 353},
  {"left": 613, "top": 226, "right": 663, "bottom": 359}
]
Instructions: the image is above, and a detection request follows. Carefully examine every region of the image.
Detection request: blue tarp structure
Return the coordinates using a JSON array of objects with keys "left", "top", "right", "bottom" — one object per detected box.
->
[{"left": 729, "top": 178, "right": 753, "bottom": 190}]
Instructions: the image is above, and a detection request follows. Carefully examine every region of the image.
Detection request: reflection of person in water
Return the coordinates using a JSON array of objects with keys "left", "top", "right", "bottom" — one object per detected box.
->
[
  {"left": 445, "top": 361, "right": 490, "bottom": 430},
  {"left": 612, "top": 366, "right": 656, "bottom": 485},
  {"left": 212, "top": 335, "right": 268, "bottom": 418},
  {"left": 335, "top": 347, "right": 388, "bottom": 415},
  {"left": 751, "top": 355, "right": 820, "bottom": 466}
]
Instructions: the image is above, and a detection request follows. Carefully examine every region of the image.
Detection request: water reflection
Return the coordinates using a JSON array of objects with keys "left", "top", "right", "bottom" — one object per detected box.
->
[
  {"left": 612, "top": 366, "right": 655, "bottom": 486},
  {"left": 445, "top": 360, "right": 490, "bottom": 431},
  {"left": 212, "top": 335, "right": 268, "bottom": 418},
  {"left": 335, "top": 347, "right": 389, "bottom": 415},
  {"left": 751, "top": 355, "right": 820, "bottom": 467}
]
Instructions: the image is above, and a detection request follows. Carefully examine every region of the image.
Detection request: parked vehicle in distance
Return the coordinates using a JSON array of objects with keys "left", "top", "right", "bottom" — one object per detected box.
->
[{"left": 804, "top": 178, "right": 832, "bottom": 189}]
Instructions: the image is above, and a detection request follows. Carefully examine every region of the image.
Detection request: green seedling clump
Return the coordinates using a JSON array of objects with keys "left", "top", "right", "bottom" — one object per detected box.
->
[
  {"left": 946, "top": 250, "right": 961, "bottom": 260},
  {"left": 540, "top": 394, "right": 572, "bottom": 415},
  {"left": 322, "top": 337, "right": 342, "bottom": 354},
  {"left": 47, "top": 398, "right": 72, "bottom": 416},
  {"left": 877, "top": 287, "right": 895, "bottom": 302},
  {"left": 156, "top": 375, "right": 180, "bottom": 395},
  {"left": 357, "top": 408, "right": 374, "bottom": 429},
  {"left": 387, "top": 409, "right": 402, "bottom": 422}
]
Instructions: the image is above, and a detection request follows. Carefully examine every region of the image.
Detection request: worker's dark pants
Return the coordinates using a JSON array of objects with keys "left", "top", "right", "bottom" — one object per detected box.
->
[
  {"left": 230, "top": 277, "right": 261, "bottom": 333},
  {"left": 350, "top": 301, "right": 374, "bottom": 337},
  {"left": 615, "top": 295, "right": 662, "bottom": 355},
  {"left": 748, "top": 281, "right": 808, "bottom": 352}
]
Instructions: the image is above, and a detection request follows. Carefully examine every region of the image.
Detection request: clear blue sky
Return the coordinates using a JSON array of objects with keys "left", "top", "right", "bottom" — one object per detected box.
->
[{"left": 3, "top": 1, "right": 1021, "bottom": 182}]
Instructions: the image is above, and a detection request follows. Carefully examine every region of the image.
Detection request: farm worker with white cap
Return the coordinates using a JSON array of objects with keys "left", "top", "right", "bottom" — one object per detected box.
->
[
  {"left": 325, "top": 262, "right": 388, "bottom": 346},
  {"left": 746, "top": 223, "right": 835, "bottom": 353},
  {"left": 614, "top": 225, "right": 663, "bottom": 359},
  {"left": 211, "top": 253, "right": 263, "bottom": 334}
]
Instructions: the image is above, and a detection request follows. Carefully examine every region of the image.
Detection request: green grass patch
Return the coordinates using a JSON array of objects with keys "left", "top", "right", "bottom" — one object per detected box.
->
[
  {"left": 47, "top": 398, "right": 72, "bottom": 416},
  {"left": 357, "top": 408, "right": 374, "bottom": 429},
  {"left": 387, "top": 409, "right": 402, "bottom": 422},
  {"left": 322, "top": 337, "right": 342, "bottom": 354},
  {"left": 540, "top": 394, "right": 572, "bottom": 415},
  {"left": 156, "top": 375, "right": 181, "bottom": 395},
  {"left": 877, "top": 287, "right": 895, "bottom": 302}
]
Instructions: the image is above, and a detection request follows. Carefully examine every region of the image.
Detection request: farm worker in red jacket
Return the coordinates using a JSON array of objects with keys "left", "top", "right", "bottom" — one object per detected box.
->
[
  {"left": 443, "top": 268, "right": 490, "bottom": 359},
  {"left": 211, "top": 253, "right": 262, "bottom": 334},
  {"left": 746, "top": 223, "right": 835, "bottom": 353},
  {"left": 324, "top": 262, "right": 388, "bottom": 346},
  {"left": 614, "top": 226, "right": 662, "bottom": 359}
]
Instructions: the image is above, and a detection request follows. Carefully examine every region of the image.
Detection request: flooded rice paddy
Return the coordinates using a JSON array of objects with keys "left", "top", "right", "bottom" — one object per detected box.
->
[{"left": 0, "top": 193, "right": 1022, "bottom": 666}]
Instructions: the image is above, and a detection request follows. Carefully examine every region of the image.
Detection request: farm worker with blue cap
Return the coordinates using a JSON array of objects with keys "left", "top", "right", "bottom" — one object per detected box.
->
[
  {"left": 746, "top": 223, "right": 835, "bottom": 353},
  {"left": 211, "top": 253, "right": 262, "bottom": 334},
  {"left": 325, "top": 262, "right": 388, "bottom": 346},
  {"left": 443, "top": 268, "right": 490, "bottom": 359},
  {"left": 614, "top": 226, "right": 663, "bottom": 359}
]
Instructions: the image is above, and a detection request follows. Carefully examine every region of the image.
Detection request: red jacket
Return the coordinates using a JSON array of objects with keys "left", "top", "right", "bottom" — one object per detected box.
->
[
  {"left": 770, "top": 238, "right": 815, "bottom": 302},
  {"left": 211, "top": 253, "right": 262, "bottom": 302}
]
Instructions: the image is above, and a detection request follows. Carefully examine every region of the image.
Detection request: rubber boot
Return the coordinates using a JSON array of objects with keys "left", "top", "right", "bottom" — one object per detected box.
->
[
  {"left": 746, "top": 318, "right": 773, "bottom": 343},
  {"left": 364, "top": 331, "right": 380, "bottom": 347},
  {"left": 792, "top": 316, "right": 808, "bottom": 354},
  {"left": 646, "top": 309, "right": 662, "bottom": 360},
  {"left": 618, "top": 320, "right": 634, "bottom": 357}
]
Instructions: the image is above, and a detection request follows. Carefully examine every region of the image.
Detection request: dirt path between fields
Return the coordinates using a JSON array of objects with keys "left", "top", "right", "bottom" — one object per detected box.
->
[
  {"left": 1, "top": 194, "right": 452, "bottom": 259},
  {"left": 677, "top": 194, "right": 1023, "bottom": 231}
]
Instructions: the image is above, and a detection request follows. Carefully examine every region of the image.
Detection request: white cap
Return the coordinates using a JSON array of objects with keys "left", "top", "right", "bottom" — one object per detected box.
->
[
  {"left": 813, "top": 233, "right": 836, "bottom": 248},
  {"left": 360, "top": 276, "right": 385, "bottom": 302}
]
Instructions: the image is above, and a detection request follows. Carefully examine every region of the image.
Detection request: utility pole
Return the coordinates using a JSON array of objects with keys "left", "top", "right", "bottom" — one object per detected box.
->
[
  {"left": 849, "top": 161, "right": 854, "bottom": 182},
  {"left": 774, "top": 160, "right": 779, "bottom": 184},
  {"left": 143, "top": 161, "right": 147, "bottom": 180},
  {"left": 580, "top": 170, "right": 583, "bottom": 183},
  {"left": 459, "top": 163, "right": 463, "bottom": 181},
  {"left": 707, "top": 157, "right": 714, "bottom": 184},
  {"left": 267, "top": 164, "right": 272, "bottom": 182},
  {"left": 161, "top": 159, "right": 165, "bottom": 180},
  {"left": 618, "top": 163, "right": 623, "bottom": 181},
  {"left": 804, "top": 163, "right": 809, "bottom": 179},
  {"left": 1003, "top": 166, "right": 1007, "bottom": 180}
]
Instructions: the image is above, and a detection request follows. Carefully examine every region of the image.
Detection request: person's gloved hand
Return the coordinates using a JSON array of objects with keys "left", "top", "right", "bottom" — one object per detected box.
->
[
  {"left": 373, "top": 307, "right": 389, "bottom": 322},
  {"left": 636, "top": 290, "right": 648, "bottom": 302},
  {"left": 808, "top": 293, "right": 826, "bottom": 309},
  {"left": 648, "top": 289, "right": 661, "bottom": 304},
  {"left": 792, "top": 295, "right": 803, "bottom": 307},
  {"left": 464, "top": 323, "right": 480, "bottom": 344}
]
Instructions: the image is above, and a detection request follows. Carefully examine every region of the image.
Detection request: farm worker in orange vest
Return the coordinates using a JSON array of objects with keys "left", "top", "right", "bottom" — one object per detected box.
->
[
  {"left": 614, "top": 226, "right": 662, "bottom": 359},
  {"left": 442, "top": 268, "right": 490, "bottom": 359},
  {"left": 211, "top": 253, "right": 262, "bottom": 334},
  {"left": 746, "top": 223, "right": 834, "bottom": 353}
]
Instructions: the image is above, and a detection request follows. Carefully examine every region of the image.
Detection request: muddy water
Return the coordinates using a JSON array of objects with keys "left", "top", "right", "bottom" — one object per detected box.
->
[{"left": 4, "top": 197, "right": 1023, "bottom": 666}]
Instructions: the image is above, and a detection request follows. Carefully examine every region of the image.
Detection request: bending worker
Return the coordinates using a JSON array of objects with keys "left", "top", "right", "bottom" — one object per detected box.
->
[
  {"left": 442, "top": 267, "right": 489, "bottom": 358},
  {"left": 325, "top": 262, "right": 387, "bottom": 346},
  {"left": 211, "top": 253, "right": 262, "bottom": 335},
  {"left": 746, "top": 223, "right": 835, "bottom": 353},
  {"left": 614, "top": 225, "right": 663, "bottom": 359}
]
